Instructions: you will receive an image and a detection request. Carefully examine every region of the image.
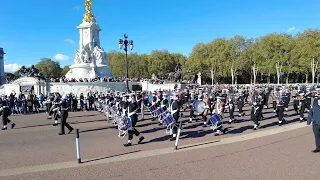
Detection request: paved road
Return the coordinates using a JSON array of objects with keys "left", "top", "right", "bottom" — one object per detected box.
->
[{"left": 0, "top": 102, "right": 318, "bottom": 179}]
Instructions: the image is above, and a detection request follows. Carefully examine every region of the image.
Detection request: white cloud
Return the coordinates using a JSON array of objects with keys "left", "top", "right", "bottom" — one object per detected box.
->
[
  {"left": 4, "top": 63, "right": 21, "bottom": 73},
  {"left": 64, "top": 39, "right": 75, "bottom": 44},
  {"left": 286, "top": 27, "right": 296, "bottom": 33},
  {"left": 54, "top": 53, "right": 70, "bottom": 61}
]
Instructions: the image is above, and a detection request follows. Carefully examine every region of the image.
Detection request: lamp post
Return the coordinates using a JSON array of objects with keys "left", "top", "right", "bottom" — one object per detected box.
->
[{"left": 119, "top": 33, "right": 133, "bottom": 93}]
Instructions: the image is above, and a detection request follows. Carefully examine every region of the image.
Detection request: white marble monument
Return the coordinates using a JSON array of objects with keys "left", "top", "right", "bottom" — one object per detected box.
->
[{"left": 65, "top": 0, "right": 112, "bottom": 80}]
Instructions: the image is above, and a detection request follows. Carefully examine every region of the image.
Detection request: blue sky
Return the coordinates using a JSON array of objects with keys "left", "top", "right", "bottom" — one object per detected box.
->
[{"left": 1, "top": 0, "right": 320, "bottom": 73}]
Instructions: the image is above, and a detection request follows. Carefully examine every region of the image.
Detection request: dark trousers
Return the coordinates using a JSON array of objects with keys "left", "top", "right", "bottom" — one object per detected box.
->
[
  {"left": 2, "top": 110, "right": 10, "bottom": 126},
  {"left": 273, "top": 101, "right": 277, "bottom": 111},
  {"left": 306, "top": 99, "right": 311, "bottom": 110},
  {"left": 293, "top": 100, "right": 299, "bottom": 113},
  {"left": 172, "top": 112, "right": 179, "bottom": 135},
  {"left": 128, "top": 114, "right": 140, "bottom": 140},
  {"left": 276, "top": 107, "right": 284, "bottom": 121},
  {"left": 80, "top": 100, "right": 84, "bottom": 109},
  {"left": 300, "top": 106, "right": 305, "bottom": 118},
  {"left": 89, "top": 102, "right": 93, "bottom": 111},
  {"left": 60, "top": 111, "right": 73, "bottom": 134},
  {"left": 238, "top": 102, "right": 244, "bottom": 114},
  {"left": 313, "top": 124, "right": 320, "bottom": 150},
  {"left": 251, "top": 106, "right": 260, "bottom": 125},
  {"left": 229, "top": 105, "right": 234, "bottom": 119}
]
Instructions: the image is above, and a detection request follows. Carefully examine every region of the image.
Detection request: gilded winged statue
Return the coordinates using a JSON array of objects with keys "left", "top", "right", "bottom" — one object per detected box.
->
[{"left": 83, "top": 0, "right": 93, "bottom": 22}]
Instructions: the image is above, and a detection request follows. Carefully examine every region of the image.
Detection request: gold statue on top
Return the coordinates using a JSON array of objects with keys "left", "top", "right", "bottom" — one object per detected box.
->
[{"left": 83, "top": 0, "right": 94, "bottom": 22}]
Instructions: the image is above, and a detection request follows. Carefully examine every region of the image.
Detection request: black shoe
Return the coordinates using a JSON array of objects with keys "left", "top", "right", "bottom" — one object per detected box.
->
[
  {"left": 223, "top": 128, "right": 228, "bottom": 134},
  {"left": 202, "top": 124, "right": 207, "bottom": 127},
  {"left": 11, "top": 123, "right": 16, "bottom": 129},
  {"left": 123, "top": 143, "right": 132, "bottom": 147},
  {"left": 58, "top": 133, "right": 65, "bottom": 135},
  {"left": 53, "top": 123, "right": 58, "bottom": 126},
  {"left": 68, "top": 128, "right": 74, "bottom": 134},
  {"left": 170, "top": 137, "right": 176, "bottom": 141},
  {"left": 214, "top": 133, "right": 220, "bottom": 136},
  {"left": 312, "top": 149, "right": 320, "bottom": 153},
  {"left": 138, "top": 136, "right": 144, "bottom": 144},
  {"left": 1, "top": 127, "right": 7, "bottom": 130}
]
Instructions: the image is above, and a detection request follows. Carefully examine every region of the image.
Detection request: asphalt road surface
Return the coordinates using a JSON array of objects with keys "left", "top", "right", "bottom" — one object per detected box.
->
[{"left": 0, "top": 102, "right": 319, "bottom": 180}]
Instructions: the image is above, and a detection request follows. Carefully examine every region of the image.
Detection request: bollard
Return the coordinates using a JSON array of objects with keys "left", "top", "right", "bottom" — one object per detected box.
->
[
  {"left": 76, "top": 129, "right": 81, "bottom": 163},
  {"left": 141, "top": 101, "right": 144, "bottom": 119},
  {"left": 175, "top": 121, "right": 183, "bottom": 150}
]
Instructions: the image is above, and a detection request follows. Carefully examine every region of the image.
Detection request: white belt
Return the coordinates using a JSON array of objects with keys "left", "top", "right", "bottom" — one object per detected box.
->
[
  {"left": 171, "top": 109, "right": 178, "bottom": 115},
  {"left": 128, "top": 111, "right": 137, "bottom": 117}
]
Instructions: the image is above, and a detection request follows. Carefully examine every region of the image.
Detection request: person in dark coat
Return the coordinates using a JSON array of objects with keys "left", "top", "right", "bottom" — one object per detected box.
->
[
  {"left": 307, "top": 98, "right": 320, "bottom": 153},
  {"left": 124, "top": 94, "right": 144, "bottom": 147},
  {"left": 0, "top": 101, "right": 15, "bottom": 130}
]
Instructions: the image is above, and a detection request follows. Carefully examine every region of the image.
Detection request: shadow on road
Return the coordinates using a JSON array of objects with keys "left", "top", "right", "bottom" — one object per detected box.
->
[
  {"left": 179, "top": 140, "right": 220, "bottom": 150},
  {"left": 69, "top": 114, "right": 99, "bottom": 118},
  {"left": 82, "top": 150, "right": 142, "bottom": 163}
]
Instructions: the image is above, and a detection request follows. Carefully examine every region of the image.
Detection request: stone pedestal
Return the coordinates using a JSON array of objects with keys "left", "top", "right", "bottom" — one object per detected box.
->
[
  {"left": 0, "top": 48, "right": 5, "bottom": 85},
  {"left": 65, "top": 17, "right": 112, "bottom": 80}
]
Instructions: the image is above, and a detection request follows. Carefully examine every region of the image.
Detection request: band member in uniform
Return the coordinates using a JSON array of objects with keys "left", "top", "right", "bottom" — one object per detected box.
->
[
  {"left": 264, "top": 88, "right": 270, "bottom": 109},
  {"left": 124, "top": 94, "right": 144, "bottom": 147},
  {"left": 202, "top": 93, "right": 211, "bottom": 127},
  {"left": 284, "top": 89, "right": 291, "bottom": 111},
  {"left": 227, "top": 96, "right": 235, "bottom": 124},
  {"left": 0, "top": 101, "right": 15, "bottom": 130},
  {"left": 305, "top": 88, "right": 312, "bottom": 112},
  {"left": 299, "top": 93, "right": 306, "bottom": 122},
  {"left": 259, "top": 89, "right": 265, "bottom": 119},
  {"left": 292, "top": 90, "right": 299, "bottom": 114},
  {"left": 214, "top": 96, "right": 225, "bottom": 118},
  {"left": 170, "top": 94, "right": 180, "bottom": 141},
  {"left": 272, "top": 89, "right": 280, "bottom": 113},
  {"left": 48, "top": 93, "right": 61, "bottom": 126},
  {"left": 59, "top": 95, "right": 74, "bottom": 135},
  {"left": 276, "top": 98, "right": 286, "bottom": 125},
  {"left": 251, "top": 90, "right": 261, "bottom": 130},
  {"left": 183, "top": 90, "right": 191, "bottom": 111},
  {"left": 237, "top": 91, "right": 245, "bottom": 117}
]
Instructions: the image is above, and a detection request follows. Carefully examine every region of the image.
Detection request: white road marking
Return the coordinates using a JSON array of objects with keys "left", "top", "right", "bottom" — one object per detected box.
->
[{"left": 0, "top": 123, "right": 308, "bottom": 177}]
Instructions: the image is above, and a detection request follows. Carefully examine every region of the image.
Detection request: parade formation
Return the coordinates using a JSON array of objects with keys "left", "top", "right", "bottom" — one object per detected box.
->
[{"left": 31, "top": 83, "right": 315, "bottom": 147}]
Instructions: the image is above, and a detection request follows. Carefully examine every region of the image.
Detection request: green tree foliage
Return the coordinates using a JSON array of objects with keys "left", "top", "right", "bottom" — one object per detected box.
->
[
  {"left": 35, "top": 58, "right": 62, "bottom": 79},
  {"left": 108, "top": 50, "right": 185, "bottom": 80},
  {"left": 61, "top": 65, "right": 70, "bottom": 76}
]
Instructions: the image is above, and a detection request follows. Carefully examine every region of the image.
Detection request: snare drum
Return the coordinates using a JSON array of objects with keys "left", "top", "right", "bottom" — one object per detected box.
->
[
  {"left": 155, "top": 107, "right": 165, "bottom": 116},
  {"left": 209, "top": 114, "right": 222, "bottom": 125},
  {"left": 163, "top": 112, "right": 175, "bottom": 127},
  {"left": 149, "top": 105, "right": 157, "bottom": 112}
]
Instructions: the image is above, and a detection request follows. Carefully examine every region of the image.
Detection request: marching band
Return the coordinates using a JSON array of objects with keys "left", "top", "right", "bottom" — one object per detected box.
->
[
  {"left": 94, "top": 84, "right": 320, "bottom": 145},
  {"left": 3, "top": 84, "right": 320, "bottom": 148}
]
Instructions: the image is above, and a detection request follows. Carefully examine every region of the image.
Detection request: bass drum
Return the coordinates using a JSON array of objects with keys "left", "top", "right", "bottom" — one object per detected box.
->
[{"left": 192, "top": 100, "right": 205, "bottom": 114}]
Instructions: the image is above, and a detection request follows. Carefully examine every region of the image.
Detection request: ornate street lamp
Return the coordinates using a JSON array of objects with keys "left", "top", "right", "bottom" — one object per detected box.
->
[{"left": 119, "top": 33, "right": 133, "bottom": 92}]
